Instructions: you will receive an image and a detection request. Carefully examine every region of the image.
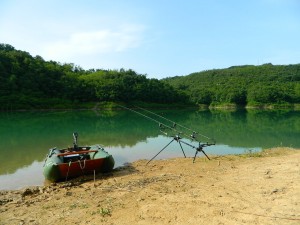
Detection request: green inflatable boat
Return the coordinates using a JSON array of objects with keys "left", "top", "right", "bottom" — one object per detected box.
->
[{"left": 43, "top": 133, "right": 114, "bottom": 182}]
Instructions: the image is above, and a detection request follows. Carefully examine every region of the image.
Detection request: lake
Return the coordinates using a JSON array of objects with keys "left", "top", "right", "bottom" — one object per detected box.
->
[{"left": 0, "top": 109, "right": 299, "bottom": 190}]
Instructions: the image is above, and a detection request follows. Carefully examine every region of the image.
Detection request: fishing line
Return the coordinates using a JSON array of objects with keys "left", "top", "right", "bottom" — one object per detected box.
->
[
  {"left": 118, "top": 104, "right": 189, "bottom": 138},
  {"left": 135, "top": 106, "right": 195, "bottom": 132},
  {"left": 135, "top": 106, "right": 211, "bottom": 140},
  {"left": 118, "top": 105, "right": 174, "bottom": 131},
  {"left": 117, "top": 104, "right": 215, "bottom": 164},
  {"left": 118, "top": 104, "right": 213, "bottom": 142}
]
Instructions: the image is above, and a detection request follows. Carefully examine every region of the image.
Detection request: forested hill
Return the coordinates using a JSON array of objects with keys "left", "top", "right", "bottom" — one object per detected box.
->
[
  {"left": 1, "top": 43, "right": 300, "bottom": 110},
  {"left": 0, "top": 44, "right": 186, "bottom": 110},
  {"left": 163, "top": 64, "right": 300, "bottom": 107}
]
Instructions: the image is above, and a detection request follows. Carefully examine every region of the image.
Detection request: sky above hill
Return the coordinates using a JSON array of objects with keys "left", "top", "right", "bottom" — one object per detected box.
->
[{"left": 0, "top": 0, "right": 299, "bottom": 78}]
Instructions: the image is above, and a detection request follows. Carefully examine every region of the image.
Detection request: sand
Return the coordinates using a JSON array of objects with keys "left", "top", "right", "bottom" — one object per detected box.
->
[{"left": 0, "top": 147, "right": 299, "bottom": 225}]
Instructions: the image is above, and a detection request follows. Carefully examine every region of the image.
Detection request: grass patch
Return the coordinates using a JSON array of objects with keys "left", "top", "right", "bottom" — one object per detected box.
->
[
  {"left": 91, "top": 208, "right": 112, "bottom": 217},
  {"left": 69, "top": 202, "right": 89, "bottom": 210}
]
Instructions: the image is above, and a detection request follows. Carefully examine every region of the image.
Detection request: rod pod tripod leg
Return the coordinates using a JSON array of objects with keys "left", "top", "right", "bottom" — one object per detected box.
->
[
  {"left": 146, "top": 135, "right": 187, "bottom": 165},
  {"left": 178, "top": 141, "right": 186, "bottom": 158},
  {"left": 192, "top": 147, "right": 211, "bottom": 163},
  {"left": 146, "top": 136, "right": 212, "bottom": 165},
  {"left": 146, "top": 138, "right": 175, "bottom": 165},
  {"left": 178, "top": 139, "right": 210, "bottom": 163}
]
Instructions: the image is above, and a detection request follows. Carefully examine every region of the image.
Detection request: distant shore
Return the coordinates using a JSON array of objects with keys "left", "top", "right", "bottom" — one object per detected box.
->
[
  {"left": 1, "top": 147, "right": 299, "bottom": 225},
  {"left": 1, "top": 101, "right": 300, "bottom": 112}
]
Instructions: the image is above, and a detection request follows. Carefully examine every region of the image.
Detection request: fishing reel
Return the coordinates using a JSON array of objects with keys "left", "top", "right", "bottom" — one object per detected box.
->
[
  {"left": 118, "top": 104, "right": 217, "bottom": 164},
  {"left": 190, "top": 131, "right": 198, "bottom": 140},
  {"left": 159, "top": 123, "right": 168, "bottom": 136},
  {"left": 159, "top": 123, "right": 182, "bottom": 138}
]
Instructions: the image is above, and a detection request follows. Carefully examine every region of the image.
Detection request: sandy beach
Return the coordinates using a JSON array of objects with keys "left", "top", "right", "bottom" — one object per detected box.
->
[{"left": 0, "top": 147, "right": 299, "bottom": 225}]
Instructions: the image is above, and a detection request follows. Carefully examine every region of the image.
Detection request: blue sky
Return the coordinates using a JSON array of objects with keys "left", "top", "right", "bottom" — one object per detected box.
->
[{"left": 0, "top": 0, "right": 299, "bottom": 79}]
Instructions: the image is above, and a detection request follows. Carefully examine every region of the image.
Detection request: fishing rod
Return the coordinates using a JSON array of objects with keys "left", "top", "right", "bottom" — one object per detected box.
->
[
  {"left": 135, "top": 106, "right": 212, "bottom": 141},
  {"left": 118, "top": 104, "right": 215, "bottom": 164},
  {"left": 118, "top": 104, "right": 180, "bottom": 136}
]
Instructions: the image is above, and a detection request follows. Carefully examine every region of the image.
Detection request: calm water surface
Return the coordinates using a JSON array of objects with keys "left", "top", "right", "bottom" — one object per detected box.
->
[{"left": 0, "top": 109, "right": 299, "bottom": 190}]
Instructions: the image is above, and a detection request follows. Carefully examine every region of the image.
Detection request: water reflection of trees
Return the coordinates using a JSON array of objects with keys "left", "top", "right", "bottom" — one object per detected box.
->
[
  {"left": 0, "top": 110, "right": 158, "bottom": 174},
  {"left": 172, "top": 109, "right": 300, "bottom": 149},
  {"left": 0, "top": 109, "right": 299, "bottom": 174}
]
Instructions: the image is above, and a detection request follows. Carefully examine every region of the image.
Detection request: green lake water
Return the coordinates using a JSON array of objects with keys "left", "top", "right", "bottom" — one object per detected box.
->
[{"left": 0, "top": 109, "right": 299, "bottom": 190}]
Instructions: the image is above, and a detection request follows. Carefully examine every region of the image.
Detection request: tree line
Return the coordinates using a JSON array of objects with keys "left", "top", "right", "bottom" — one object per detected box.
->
[
  {"left": 1, "top": 43, "right": 300, "bottom": 110},
  {"left": 0, "top": 44, "right": 186, "bottom": 110},
  {"left": 163, "top": 64, "right": 300, "bottom": 107}
]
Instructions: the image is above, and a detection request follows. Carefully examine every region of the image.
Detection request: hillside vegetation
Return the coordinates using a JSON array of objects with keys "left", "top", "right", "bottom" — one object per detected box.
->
[
  {"left": 0, "top": 44, "right": 186, "bottom": 110},
  {"left": 1, "top": 43, "right": 300, "bottom": 110},
  {"left": 163, "top": 64, "right": 300, "bottom": 108}
]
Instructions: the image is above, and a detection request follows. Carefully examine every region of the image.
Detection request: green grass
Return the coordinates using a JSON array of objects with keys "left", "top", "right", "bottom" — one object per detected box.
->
[{"left": 91, "top": 208, "right": 112, "bottom": 217}]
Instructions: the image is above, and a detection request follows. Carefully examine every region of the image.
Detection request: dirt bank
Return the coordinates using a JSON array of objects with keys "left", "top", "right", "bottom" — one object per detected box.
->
[{"left": 0, "top": 147, "right": 299, "bottom": 225}]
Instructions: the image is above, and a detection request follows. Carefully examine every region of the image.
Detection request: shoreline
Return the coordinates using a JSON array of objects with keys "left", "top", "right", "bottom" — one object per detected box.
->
[
  {"left": 1, "top": 147, "right": 299, "bottom": 224},
  {"left": 1, "top": 101, "right": 300, "bottom": 112}
]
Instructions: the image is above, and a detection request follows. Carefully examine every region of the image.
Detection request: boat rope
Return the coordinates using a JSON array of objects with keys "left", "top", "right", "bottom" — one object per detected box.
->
[
  {"left": 79, "top": 159, "right": 86, "bottom": 170},
  {"left": 66, "top": 161, "right": 72, "bottom": 182}
]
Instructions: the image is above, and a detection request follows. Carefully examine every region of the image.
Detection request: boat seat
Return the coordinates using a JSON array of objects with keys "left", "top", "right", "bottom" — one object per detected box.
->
[{"left": 57, "top": 150, "right": 97, "bottom": 157}]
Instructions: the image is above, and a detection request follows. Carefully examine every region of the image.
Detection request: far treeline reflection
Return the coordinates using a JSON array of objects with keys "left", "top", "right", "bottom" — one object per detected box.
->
[{"left": 0, "top": 109, "right": 299, "bottom": 174}]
